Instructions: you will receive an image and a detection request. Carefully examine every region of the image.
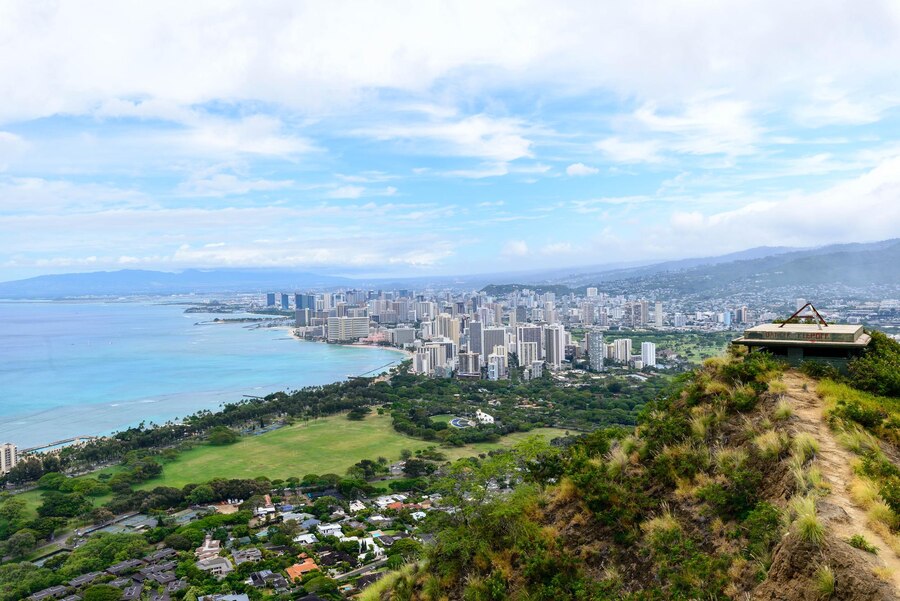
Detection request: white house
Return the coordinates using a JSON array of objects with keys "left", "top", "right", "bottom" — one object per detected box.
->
[
  {"left": 475, "top": 409, "right": 494, "bottom": 425},
  {"left": 293, "top": 533, "right": 318, "bottom": 546},
  {"left": 349, "top": 500, "right": 366, "bottom": 513},
  {"left": 317, "top": 523, "right": 343, "bottom": 538}
]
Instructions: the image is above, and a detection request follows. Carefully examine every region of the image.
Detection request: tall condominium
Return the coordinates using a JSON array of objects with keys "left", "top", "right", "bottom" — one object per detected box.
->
[
  {"left": 458, "top": 351, "right": 480, "bottom": 376},
  {"left": 295, "top": 293, "right": 316, "bottom": 310},
  {"left": 641, "top": 342, "right": 657, "bottom": 367},
  {"left": 266, "top": 292, "right": 276, "bottom": 307},
  {"left": 433, "top": 313, "right": 460, "bottom": 347},
  {"left": 468, "top": 320, "right": 484, "bottom": 359},
  {"left": 654, "top": 301, "right": 664, "bottom": 327},
  {"left": 544, "top": 324, "right": 565, "bottom": 370},
  {"left": 614, "top": 338, "right": 633, "bottom": 363},
  {"left": 0, "top": 443, "right": 17, "bottom": 475},
  {"left": 326, "top": 316, "right": 369, "bottom": 342},
  {"left": 390, "top": 327, "right": 416, "bottom": 346},
  {"left": 516, "top": 324, "right": 543, "bottom": 358},
  {"left": 280, "top": 293, "right": 290, "bottom": 310},
  {"left": 518, "top": 341, "right": 539, "bottom": 368},
  {"left": 482, "top": 328, "right": 507, "bottom": 366},
  {"left": 587, "top": 330, "right": 604, "bottom": 372}
]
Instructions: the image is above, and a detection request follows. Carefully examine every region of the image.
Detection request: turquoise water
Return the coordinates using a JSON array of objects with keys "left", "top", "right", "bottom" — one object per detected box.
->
[{"left": 0, "top": 301, "right": 405, "bottom": 448}]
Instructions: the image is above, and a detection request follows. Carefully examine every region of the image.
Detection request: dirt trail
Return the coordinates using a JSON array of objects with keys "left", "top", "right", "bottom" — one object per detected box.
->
[{"left": 782, "top": 371, "right": 900, "bottom": 592}]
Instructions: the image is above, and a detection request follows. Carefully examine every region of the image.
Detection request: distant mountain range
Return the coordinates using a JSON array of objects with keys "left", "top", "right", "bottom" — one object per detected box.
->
[
  {"left": 1, "top": 239, "right": 898, "bottom": 298},
  {"left": 0, "top": 269, "right": 355, "bottom": 298},
  {"left": 584, "top": 238, "right": 900, "bottom": 294},
  {"left": 485, "top": 239, "right": 900, "bottom": 296}
]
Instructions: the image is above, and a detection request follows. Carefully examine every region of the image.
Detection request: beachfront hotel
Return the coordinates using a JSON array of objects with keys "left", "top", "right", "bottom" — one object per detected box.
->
[{"left": 0, "top": 443, "right": 18, "bottom": 475}]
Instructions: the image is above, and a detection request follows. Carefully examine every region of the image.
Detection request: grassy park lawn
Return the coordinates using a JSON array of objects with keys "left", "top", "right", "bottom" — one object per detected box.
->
[{"left": 137, "top": 412, "right": 571, "bottom": 489}]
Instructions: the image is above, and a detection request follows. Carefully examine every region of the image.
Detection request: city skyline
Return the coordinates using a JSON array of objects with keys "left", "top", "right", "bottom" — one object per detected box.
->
[{"left": 2, "top": 1, "right": 900, "bottom": 281}]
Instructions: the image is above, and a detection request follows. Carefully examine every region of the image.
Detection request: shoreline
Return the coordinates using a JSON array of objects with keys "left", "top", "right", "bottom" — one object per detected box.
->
[
  {"left": 286, "top": 326, "right": 415, "bottom": 360},
  {"left": 1, "top": 304, "right": 411, "bottom": 450}
]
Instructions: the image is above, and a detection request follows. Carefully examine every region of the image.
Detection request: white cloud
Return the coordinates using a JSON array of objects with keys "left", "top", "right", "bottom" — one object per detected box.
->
[
  {"left": 654, "top": 155, "right": 900, "bottom": 255},
  {"left": 357, "top": 113, "right": 534, "bottom": 162},
  {"left": 565, "top": 162, "right": 599, "bottom": 176},
  {"left": 501, "top": 240, "right": 529, "bottom": 257},
  {"left": 633, "top": 97, "right": 761, "bottom": 157},
  {"left": 178, "top": 172, "right": 294, "bottom": 197},
  {"left": 1, "top": 1, "right": 897, "bottom": 125},
  {"left": 326, "top": 185, "right": 365, "bottom": 199},
  {"left": 595, "top": 137, "right": 663, "bottom": 164}
]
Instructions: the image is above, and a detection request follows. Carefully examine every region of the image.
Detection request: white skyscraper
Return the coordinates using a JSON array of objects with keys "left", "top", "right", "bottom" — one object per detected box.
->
[
  {"left": 587, "top": 330, "right": 604, "bottom": 372},
  {"left": 641, "top": 341, "right": 657, "bottom": 367},
  {"left": 614, "top": 338, "right": 633, "bottom": 363},
  {"left": 518, "top": 341, "right": 539, "bottom": 369},
  {"left": 1, "top": 443, "right": 18, "bottom": 475},
  {"left": 327, "top": 316, "right": 369, "bottom": 342},
  {"left": 654, "top": 301, "right": 664, "bottom": 327}
]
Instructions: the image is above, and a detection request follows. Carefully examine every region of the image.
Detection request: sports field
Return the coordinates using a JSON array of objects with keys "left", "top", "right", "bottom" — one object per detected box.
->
[{"left": 137, "top": 413, "right": 570, "bottom": 489}]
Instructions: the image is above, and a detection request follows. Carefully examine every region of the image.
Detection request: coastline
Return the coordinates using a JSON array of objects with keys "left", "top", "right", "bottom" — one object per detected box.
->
[
  {"left": 0, "top": 302, "right": 411, "bottom": 449},
  {"left": 279, "top": 326, "right": 415, "bottom": 361},
  {"left": 286, "top": 326, "right": 415, "bottom": 360}
]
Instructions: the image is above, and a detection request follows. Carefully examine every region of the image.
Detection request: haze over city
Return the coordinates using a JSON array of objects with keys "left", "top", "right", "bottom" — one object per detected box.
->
[{"left": 2, "top": 1, "right": 900, "bottom": 281}]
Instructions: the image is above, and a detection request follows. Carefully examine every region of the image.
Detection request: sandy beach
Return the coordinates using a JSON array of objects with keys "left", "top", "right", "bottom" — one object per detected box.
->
[{"left": 286, "top": 326, "right": 415, "bottom": 360}]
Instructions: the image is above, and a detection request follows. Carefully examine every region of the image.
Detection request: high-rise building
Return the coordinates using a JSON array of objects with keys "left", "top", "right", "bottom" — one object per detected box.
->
[
  {"left": 326, "top": 316, "right": 370, "bottom": 342},
  {"left": 516, "top": 324, "right": 543, "bottom": 358},
  {"left": 641, "top": 342, "right": 657, "bottom": 367},
  {"left": 614, "top": 338, "right": 633, "bottom": 363},
  {"left": 390, "top": 327, "right": 417, "bottom": 346},
  {"left": 0, "top": 443, "right": 18, "bottom": 475},
  {"left": 482, "top": 328, "right": 507, "bottom": 365},
  {"left": 587, "top": 330, "right": 604, "bottom": 372},
  {"left": 544, "top": 324, "right": 565, "bottom": 370},
  {"left": 413, "top": 351, "right": 431, "bottom": 375},
  {"left": 654, "top": 301, "right": 664, "bottom": 327},
  {"left": 487, "top": 353, "right": 505, "bottom": 381},
  {"left": 518, "top": 341, "right": 539, "bottom": 368},
  {"left": 280, "top": 293, "right": 290, "bottom": 310},
  {"left": 586, "top": 287, "right": 598, "bottom": 298},
  {"left": 468, "top": 321, "right": 484, "bottom": 360},
  {"left": 515, "top": 305, "right": 527, "bottom": 322},
  {"left": 295, "top": 308, "right": 310, "bottom": 327},
  {"left": 266, "top": 293, "right": 276, "bottom": 307},
  {"left": 458, "top": 351, "right": 481, "bottom": 376},
  {"left": 295, "top": 293, "right": 316, "bottom": 310}
]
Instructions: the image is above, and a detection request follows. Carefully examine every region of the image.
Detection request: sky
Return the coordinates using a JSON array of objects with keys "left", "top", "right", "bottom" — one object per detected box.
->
[{"left": 2, "top": 1, "right": 900, "bottom": 281}]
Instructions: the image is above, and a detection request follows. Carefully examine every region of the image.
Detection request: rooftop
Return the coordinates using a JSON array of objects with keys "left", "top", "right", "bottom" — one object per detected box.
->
[{"left": 736, "top": 322, "right": 871, "bottom": 348}]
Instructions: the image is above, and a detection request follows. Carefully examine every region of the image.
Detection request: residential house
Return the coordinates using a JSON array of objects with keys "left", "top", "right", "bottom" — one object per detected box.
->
[
  {"left": 293, "top": 533, "right": 318, "bottom": 546},
  {"left": 317, "top": 522, "right": 343, "bottom": 538},
  {"left": 197, "top": 556, "right": 233, "bottom": 579},
  {"left": 285, "top": 557, "right": 320, "bottom": 582},
  {"left": 196, "top": 535, "right": 222, "bottom": 560},
  {"left": 232, "top": 548, "right": 262, "bottom": 565}
]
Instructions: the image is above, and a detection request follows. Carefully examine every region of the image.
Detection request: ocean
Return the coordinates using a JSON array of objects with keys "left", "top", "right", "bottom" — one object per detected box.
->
[{"left": 0, "top": 301, "right": 405, "bottom": 448}]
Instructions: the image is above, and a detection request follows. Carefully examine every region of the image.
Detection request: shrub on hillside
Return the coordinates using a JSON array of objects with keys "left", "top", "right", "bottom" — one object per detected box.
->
[{"left": 848, "top": 331, "right": 900, "bottom": 398}]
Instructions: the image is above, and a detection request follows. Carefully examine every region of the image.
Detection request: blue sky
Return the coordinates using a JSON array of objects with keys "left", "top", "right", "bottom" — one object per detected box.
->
[{"left": 2, "top": 1, "right": 900, "bottom": 281}]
